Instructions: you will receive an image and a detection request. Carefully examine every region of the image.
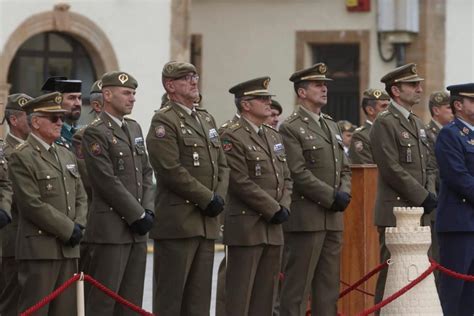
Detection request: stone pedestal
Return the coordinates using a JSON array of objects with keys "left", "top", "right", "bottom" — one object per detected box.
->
[{"left": 381, "top": 207, "right": 442, "bottom": 315}]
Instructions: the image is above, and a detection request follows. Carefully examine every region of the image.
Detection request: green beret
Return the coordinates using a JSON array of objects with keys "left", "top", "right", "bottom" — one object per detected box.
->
[
  {"left": 6, "top": 93, "right": 33, "bottom": 111},
  {"left": 337, "top": 120, "right": 355, "bottom": 133},
  {"left": 162, "top": 61, "right": 197, "bottom": 79},
  {"left": 101, "top": 71, "right": 138, "bottom": 89},
  {"left": 380, "top": 63, "right": 424, "bottom": 85},
  {"left": 289, "top": 63, "right": 333, "bottom": 83},
  {"left": 23, "top": 92, "right": 67, "bottom": 115},
  {"left": 229, "top": 77, "right": 274, "bottom": 98},
  {"left": 271, "top": 99, "right": 283, "bottom": 114},
  {"left": 363, "top": 88, "right": 390, "bottom": 101},
  {"left": 429, "top": 91, "right": 450, "bottom": 106},
  {"left": 90, "top": 80, "right": 103, "bottom": 94}
]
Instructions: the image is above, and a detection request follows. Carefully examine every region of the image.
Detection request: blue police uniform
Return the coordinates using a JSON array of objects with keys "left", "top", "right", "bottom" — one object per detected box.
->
[{"left": 435, "top": 98, "right": 474, "bottom": 315}]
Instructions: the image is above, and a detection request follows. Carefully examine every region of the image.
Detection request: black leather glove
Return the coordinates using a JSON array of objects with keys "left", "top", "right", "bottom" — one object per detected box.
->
[
  {"left": 270, "top": 206, "right": 290, "bottom": 224},
  {"left": 330, "top": 191, "right": 351, "bottom": 212},
  {"left": 130, "top": 210, "right": 154, "bottom": 235},
  {"left": 202, "top": 194, "right": 225, "bottom": 217},
  {"left": 67, "top": 223, "right": 84, "bottom": 247},
  {"left": 421, "top": 192, "right": 437, "bottom": 214},
  {"left": 0, "top": 209, "right": 11, "bottom": 229}
]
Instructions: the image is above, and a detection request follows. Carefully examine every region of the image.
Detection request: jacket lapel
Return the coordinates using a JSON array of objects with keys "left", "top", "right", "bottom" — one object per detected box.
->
[
  {"left": 389, "top": 104, "right": 418, "bottom": 138},
  {"left": 240, "top": 118, "right": 270, "bottom": 154},
  {"left": 28, "top": 135, "right": 62, "bottom": 171},
  {"left": 100, "top": 112, "right": 130, "bottom": 145},
  {"left": 170, "top": 103, "right": 205, "bottom": 138},
  {"left": 298, "top": 108, "right": 331, "bottom": 143},
  {"left": 6, "top": 134, "right": 20, "bottom": 149}
]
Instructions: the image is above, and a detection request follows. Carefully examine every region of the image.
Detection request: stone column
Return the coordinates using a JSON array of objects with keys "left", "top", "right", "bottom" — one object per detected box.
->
[
  {"left": 406, "top": 0, "right": 446, "bottom": 122},
  {"left": 170, "top": 0, "right": 192, "bottom": 61},
  {"left": 0, "top": 83, "right": 11, "bottom": 137}
]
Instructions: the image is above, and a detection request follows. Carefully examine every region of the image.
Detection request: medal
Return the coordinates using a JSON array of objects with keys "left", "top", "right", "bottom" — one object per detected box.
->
[
  {"left": 193, "top": 152, "right": 200, "bottom": 166},
  {"left": 255, "top": 163, "right": 262, "bottom": 176},
  {"left": 406, "top": 145, "right": 412, "bottom": 163}
]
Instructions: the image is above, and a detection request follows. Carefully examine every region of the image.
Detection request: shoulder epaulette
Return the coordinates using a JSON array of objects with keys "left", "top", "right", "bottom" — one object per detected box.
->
[
  {"left": 321, "top": 113, "right": 333, "bottom": 121},
  {"left": 159, "top": 105, "right": 172, "bottom": 112},
  {"left": 355, "top": 125, "right": 366, "bottom": 132},
  {"left": 284, "top": 112, "right": 299, "bottom": 122},
  {"left": 195, "top": 107, "right": 208, "bottom": 113},
  {"left": 379, "top": 110, "right": 389, "bottom": 117},
  {"left": 124, "top": 117, "right": 137, "bottom": 123},
  {"left": 89, "top": 117, "right": 102, "bottom": 127},
  {"left": 15, "top": 142, "right": 28, "bottom": 151},
  {"left": 263, "top": 123, "right": 278, "bottom": 132},
  {"left": 229, "top": 122, "right": 242, "bottom": 131}
]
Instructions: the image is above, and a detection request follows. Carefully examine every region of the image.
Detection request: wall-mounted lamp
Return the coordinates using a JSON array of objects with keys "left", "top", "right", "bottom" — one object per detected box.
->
[{"left": 377, "top": 0, "right": 419, "bottom": 66}]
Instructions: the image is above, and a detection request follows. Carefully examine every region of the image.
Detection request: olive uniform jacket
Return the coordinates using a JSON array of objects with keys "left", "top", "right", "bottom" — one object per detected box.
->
[
  {"left": 146, "top": 102, "right": 229, "bottom": 240},
  {"left": 425, "top": 119, "right": 441, "bottom": 193},
  {"left": 349, "top": 121, "right": 374, "bottom": 164},
  {"left": 72, "top": 128, "right": 92, "bottom": 205},
  {"left": 220, "top": 118, "right": 292, "bottom": 246},
  {"left": 1, "top": 134, "right": 20, "bottom": 258},
  {"left": 8, "top": 135, "right": 87, "bottom": 260},
  {"left": 370, "top": 103, "right": 436, "bottom": 227},
  {"left": 82, "top": 112, "right": 154, "bottom": 244},
  {"left": 279, "top": 107, "right": 351, "bottom": 232}
]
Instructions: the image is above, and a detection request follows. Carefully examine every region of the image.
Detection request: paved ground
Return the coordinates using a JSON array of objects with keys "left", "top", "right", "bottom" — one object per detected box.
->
[{"left": 142, "top": 248, "right": 225, "bottom": 315}]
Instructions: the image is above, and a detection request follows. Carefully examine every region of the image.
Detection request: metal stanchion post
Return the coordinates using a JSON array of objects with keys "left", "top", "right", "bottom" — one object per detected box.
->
[{"left": 76, "top": 272, "right": 85, "bottom": 316}]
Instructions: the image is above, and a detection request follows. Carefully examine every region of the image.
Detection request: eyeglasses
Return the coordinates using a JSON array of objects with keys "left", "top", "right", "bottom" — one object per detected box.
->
[
  {"left": 37, "top": 115, "right": 64, "bottom": 123},
  {"left": 175, "top": 74, "right": 200, "bottom": 83}
]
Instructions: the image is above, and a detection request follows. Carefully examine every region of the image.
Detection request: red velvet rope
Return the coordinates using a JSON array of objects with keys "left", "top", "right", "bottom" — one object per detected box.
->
[
  {"left": 339, "top": 261, "right": 388, "bottom": 298},
  {"left": 356, "top": 262, "right": 437, "bottom": 316},
  {"left": 340, "top": 280, "right": 375, "bottom": 297},
  {"left": 20, "top": 274, "right": 81, "bottom": 316},
  {"left": 431, "top": 259, "right": 474, "bottom": 282},
  {"left": 20, "top": 274, "right": 154, "bottom": 316}
]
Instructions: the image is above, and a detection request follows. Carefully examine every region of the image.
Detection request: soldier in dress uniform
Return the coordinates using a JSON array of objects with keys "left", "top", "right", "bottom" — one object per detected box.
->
[
  {"left": 146, "top": 61, "right": 229, "bottom": 316},
  {"left": 337, "top": 120, "right": 355, "bottom": 158},
  {"left": 81, "top": 72, "right": 154, "bottom": 315},
  {"left": 349, "top": 88, "right": 390, "bottom": 164},
  {"left": 278, "top": 63, "right": 352, "bottom": 316},
  {"left": 266, "top": 99, "right": 283, "bottom": 129},
  {"left": 424, "top": 91, "right": 453, "bottom": 278},
  {"left": 219, "top": 76, "right": 292, "bottom": 316},
  {"left": 0, "top": 93, "right": 31, "bottom": 316},
  {"left": 41, "top": 76, "right": 83, "bottom": 150},
  {"left": 71, "top": 80, "right": 103, "bottom": 273},
  {"left": 8, "top": 92, "right": 87, "bottom": 315},
  {"left": 370, "top": 63, "right": 437, "bottom": 309},
  {"left": 435, "top": 83, "right": 474, "bottom": 316}
]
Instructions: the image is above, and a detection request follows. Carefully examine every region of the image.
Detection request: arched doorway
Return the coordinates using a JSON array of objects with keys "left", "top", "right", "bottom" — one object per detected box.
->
[
  {"left": 0, "top": 4, "right": 119, "bottom": 131},
  {"left": 8, "top": 31, "right": 97, "bottom": 125}
]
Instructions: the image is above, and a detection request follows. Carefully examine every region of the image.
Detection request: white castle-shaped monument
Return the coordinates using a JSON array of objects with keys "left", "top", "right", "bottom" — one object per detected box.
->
[{"left": 381, "top": 207, "right": 442, "bottom": 315}]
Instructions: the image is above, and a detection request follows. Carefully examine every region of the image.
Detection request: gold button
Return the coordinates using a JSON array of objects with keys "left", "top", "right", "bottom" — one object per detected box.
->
[
  {"left": 317, "top": 201, "right": 321, "bottom": 205},
  {"left": 312, "top": 146, "right": 316, "bottom": 149},
  {"left": 212, "top": 161, "right": 215, "bottom": 164},
  {"left": 336, "top": 172, "right": 339, "bottom": 175},
  {"left": 194, "top": 144, "right": 197, "bottom": 147},
  {"left": 257, "top": 157, "right": 260, "bottom": 161},
  {"left": 185, "top": 200, "right": 190, "bottom": 204},
  {"left": 301, "top": 196, "right": 304, "bottom": 200},
  {"left": 66, "top": 191, "right": 69, "bottom": 195},
  {"left": 273, "top": 159, "right": 275, "bottom": 162},
  {"left": 136, "top": 167, "right": 139, "bottom": 171},
  {"left": 68, "top": 206, "right": 71, "bottom": 210},
  {"left": 110, "top": 207, "right": 113, "bottom": 211},
  {"left": 46, "top": 175, "right": 50, "bottom": 179},
  {"left": 38, "top": 230, "right": 42, "bottom": 234},
  {"left": 121, "top": 216, "right": 125, "bottom": 220},
  {"left": 138, "top": 198, "right": 142, "bottom": 202},
  {"left": 276, "top": 173, "right": 279, "bottom": 176},
  {"left": 335, "top": 158, "right": 338, "bottom": 162},
  {"left": 397, "top": 197, "right": 400, "bottom": 200},
  {"left": 462, "top": 198, "right": 466, "bottom": 203},
  {"left": 119, "top": 152, "right": 123, "bottom": 156},
  {"left": 137, "top": 182, "right": 141, "bottom": 187},
  {"left": 242, "top": 210, "right": 246, "bottom": 214}
]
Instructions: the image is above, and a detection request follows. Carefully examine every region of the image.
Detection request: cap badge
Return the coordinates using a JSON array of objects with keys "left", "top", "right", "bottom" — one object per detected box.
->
[
  {"left": 165, "top": 64, "right": 174, "bottom": 73},
  {"left": 18, "top": 97, "right": 28, "bottom": 106},
  {"left": 54, "top": 95, "right": 63, "bottom": 104},
  {"left": 373, "top": 90, "right": 382, "bottom": 99},
  {"left": 318, "top": 64, "right": 327, "bottom": 74},
  {"left": 97, "top": 81, "right": 103, "bottom": 90},
  {"left": 411, "top": 65, "right": 417, "bottom": 74},
  {"left": 434, "top": 94, "right": 443, "bottom": 103},
  {"left": 463, "top": 127, "right": 470, "bottom": 135},
  {"left": 263, "top": 78, "right": 270, "bottom": 89},
  {"left": 118, "top": 74, "right": 129, "bottom": 84},
  {"left": 401, "top": 131, "right": 410, "bottom": 139}
]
